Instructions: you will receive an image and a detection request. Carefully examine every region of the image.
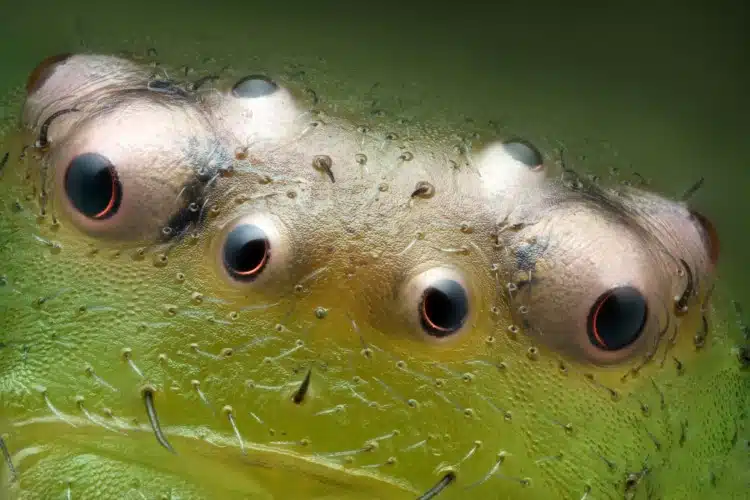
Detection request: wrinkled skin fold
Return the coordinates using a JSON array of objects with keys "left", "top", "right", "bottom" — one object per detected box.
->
[{"left": 0, "top": 50, "right": 747, "bottom": 500}]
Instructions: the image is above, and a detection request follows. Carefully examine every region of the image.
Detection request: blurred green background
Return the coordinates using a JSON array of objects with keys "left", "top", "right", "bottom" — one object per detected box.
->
[{"left": 0, "top": 0, "right": 747, "bottom": 310}]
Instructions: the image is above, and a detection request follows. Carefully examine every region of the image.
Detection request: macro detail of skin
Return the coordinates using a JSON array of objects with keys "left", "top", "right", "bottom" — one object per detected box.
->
[{"left": 0, "top": 51, "right": 747, "bottom": 500}]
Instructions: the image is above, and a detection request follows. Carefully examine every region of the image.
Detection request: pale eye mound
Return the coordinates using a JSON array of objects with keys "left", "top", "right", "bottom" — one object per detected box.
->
[
  {"left": 401, "top": 267, "right": 473, "bottom": 341},
  {"left": 214, "top": 213, "right": 291, "bottom": 288},
  {"left": 231, "top": 75, "right": 280, "bottom": 99},
  {"left": 503, "top": 207, "right": 699, "bottom": 365},
  {"left": 44, "top": 102, "right": 219, "bottom": 241}
]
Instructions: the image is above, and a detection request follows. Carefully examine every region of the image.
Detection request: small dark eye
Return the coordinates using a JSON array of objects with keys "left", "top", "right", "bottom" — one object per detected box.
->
[
  {"left": 223, "top": 224, "right": 270, "bottom": 280},
  {"left": 232, "top": 75, "right": 278, "bottom": 98},
  {"left": 502, "top": 138, "right": 543, "bottom": 170},
  {"left": 587, "top": 286, "right": 647, "bottom": 350},
  {"left": 420, "top": 279, "right": 469, "bottom": 336},
  {"left": 64, "top": 152, "right": 122, "bottom": 219}
]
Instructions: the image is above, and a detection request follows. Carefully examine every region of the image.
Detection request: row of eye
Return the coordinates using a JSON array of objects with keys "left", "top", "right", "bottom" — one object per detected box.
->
[
  {"left": 223, "top": 221, "right": 647, "bottom": 351},
  {"left": 60, "top": 77, "right": 643, "bottom": 351},
  {"left": 65, "top": 155, "right": 645, "bottom": 351}
]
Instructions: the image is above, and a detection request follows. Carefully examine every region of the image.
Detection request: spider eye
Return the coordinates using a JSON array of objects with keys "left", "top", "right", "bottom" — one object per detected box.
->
[
  {"left": 419, "top": 279, "right": 470, "bottom": 337},
  {"left": 587, "top": 286, "right": 648, "bottom": 351},
  {"left": 64, "top": 152, "right": 122, "bottom": 219},
  {"left": 222, "top": 224, "right": 271, "bottom": 281}
]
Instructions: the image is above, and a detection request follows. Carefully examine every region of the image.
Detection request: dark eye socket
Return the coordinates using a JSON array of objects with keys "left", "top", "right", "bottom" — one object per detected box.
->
[
  {"left": 231, "top": 75, "right": 278, "bottom": 98},
  {"left": 223, "top": 224, "right": 271, "bottom": 280},
  {"left": 502, "top": 138, "right": 544, "bottom": 170},
  {"left": 587, "top": 286, "right": 648, "bottom": 351},
  {"left": 420, "top": 279, "right": 469, "bottom": 337},
  {"left": 64, "top": 152, "right": 122, "bottom": 219}
]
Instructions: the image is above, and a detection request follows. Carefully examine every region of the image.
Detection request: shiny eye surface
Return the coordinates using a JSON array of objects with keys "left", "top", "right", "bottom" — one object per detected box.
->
[
  {"left": 420, "top": 279, "right": 469, "bottom": 337},
  {"left": 222, "top": 224, "right": 271, "bottom": 280},
  {"left": 231, "top": 75, "right": 278, "bottom": 98},
  {"left": 502, "top": 138, "right": 543, "bottom": 170},
  {"left": 587, "top": 286, "right": 648, "bottom": 351},
  {"left": 64, "top": 152, "right": 122, "bottom": 219}
]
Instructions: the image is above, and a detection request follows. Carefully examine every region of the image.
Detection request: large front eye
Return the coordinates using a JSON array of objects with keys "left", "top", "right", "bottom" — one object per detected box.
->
[
  {"left": 502, "top": 208, "right": 672, "bottom": 364},
  {"left": 49, "top": 102, "right": 214, "bottom": 241},
  {"left": 223, "top": 224, "right": 271, "bottom": 281},
  {"left": 587, "top": 286, "right": 648, "bottom": 351},
  {"left": 64, "top": 153, "right": 122, "bottom": 219},
  {"left": 403, "top": 267, "right": 472, "bottom": 340}
]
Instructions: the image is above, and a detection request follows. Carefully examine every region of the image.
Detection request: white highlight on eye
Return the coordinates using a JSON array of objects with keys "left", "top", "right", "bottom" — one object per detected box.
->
[{"left": 475, "top": 142, "right": 544, "bottom": 198}]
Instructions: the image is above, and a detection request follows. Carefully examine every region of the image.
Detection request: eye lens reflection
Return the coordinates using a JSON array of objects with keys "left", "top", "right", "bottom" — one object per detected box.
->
[
  {"left": 64, "top": 152, "right": 121, "bottom": 219},
  {"left": 420, "top": 279, "right": 469, "bottom": 337},
  {"left": 223, "top": 224, "right": 270, "bottom": 280},
  {"left": 587, "top": 286, "right": 647, "bottom": 351}
]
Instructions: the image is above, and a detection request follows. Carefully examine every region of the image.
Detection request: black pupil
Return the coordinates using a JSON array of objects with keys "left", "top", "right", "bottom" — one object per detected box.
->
[
  {"left": 420, "top": 279, "right": 469, "bottom": 336},
  {"left": 231, "top": 75, "right": 278, "bottom": 98},
  {"left": 223, "top": 224, "right": 270, "bottom": 279},
  {"left": 64, "top": 152, "right": 121, "bottom": 219},
  {"left": 587, "top": 286, "right": 648, "bottom": 351},
  {"left": 502, "top": 139, "right": 543, "bottom": 169}
]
